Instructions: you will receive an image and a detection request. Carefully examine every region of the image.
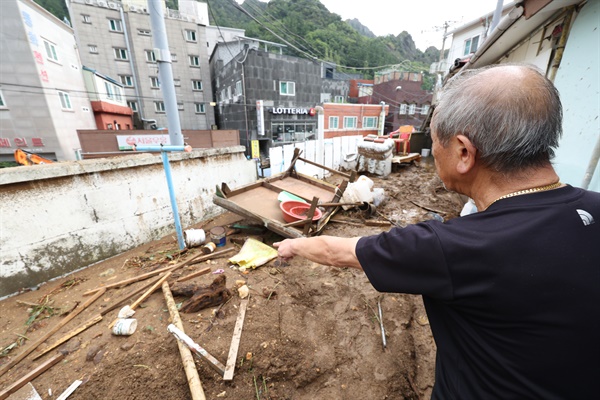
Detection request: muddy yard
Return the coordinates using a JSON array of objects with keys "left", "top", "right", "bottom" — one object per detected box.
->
[{"left": 0, "top": 160, "right": 462, "bottom": 400}]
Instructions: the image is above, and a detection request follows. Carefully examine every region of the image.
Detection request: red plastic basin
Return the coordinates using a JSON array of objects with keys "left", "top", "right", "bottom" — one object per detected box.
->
[{"left": 280, "top": 200, "right": 323, "bottom": 223}]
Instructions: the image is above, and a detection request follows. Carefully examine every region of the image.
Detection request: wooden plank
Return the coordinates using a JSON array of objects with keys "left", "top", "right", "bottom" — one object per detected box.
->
[
  {"left": 0, "top": 354, "right": 64, "bottom": 400},
  {"left": 108, "top": 272, "right": 172, "bottom": 329},
  {"left": 167, "top": 324, "right": 226, "bottom": 376},
  {"left": 162, "top": 283, "right": 206, "bottom": 400},
  {"left": 0, "top": 289, "right": 105, "bottom": 378},
  {"left": 303, "top": 197, "right": 320, "bottom": 236},
  {"left": 175, "top": 266, "right": 211, "bottom": 283},
  {"left": 33, "top": 314, "right": 103, "bottom": 360},
  {"left": 297, "top": 156, "right": 352, "bottom": 179},
  {"left": 223, "top": 299, "right": 249, "bottom": 381},
  {"left": 100, "top": 275, "right": 164, "bottom": 316},
  {"left": 84, "top": 251, "right": 210, "bottom": 296},
  {"left": 213, "top": 196, "right": 303, "bottom": 238}
]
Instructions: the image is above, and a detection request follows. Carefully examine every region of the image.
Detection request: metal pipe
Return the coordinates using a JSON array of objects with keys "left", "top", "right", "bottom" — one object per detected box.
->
[
  {"left": 133, "top": 144, "right": 191, "bottom": 250},
  {"left": 148, "top": 0, "right": 184, "bottom": 146},
  {"left": 581, "top": 134, "right": 600, "bottom": 190},
  {"left": 547, "top": 6, "right": 576, "bottom": 82}
]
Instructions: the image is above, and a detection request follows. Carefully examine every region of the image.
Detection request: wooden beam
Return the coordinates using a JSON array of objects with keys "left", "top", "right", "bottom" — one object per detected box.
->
[
  {"left": 303, "top": 197, "right": 320, "bottom": 236},
  {"left": 175, "top": 267, "right": 211, "bottom": 283},
  {"left": 162, "top": 282, "right": 206, "bottom": 400},
  {"left": 100, "top": 275, "right": 164, "bottom": 316},
  {"left": 0, "top": 288, "right": 106, "bottom": 378},
  {"left": 223, "top": 299, "right": 249, "bottom": 381},
  {"left": 297, "top": 156, "right": 352, "bottom": 179},
  {"left": 186, "top": 247, "right": 236, "bottom": 267},
  {"left": 84, "top": 250, "right": 212, "bottom": 296},
  {"left": 0, "top": 353, "right": 65, "bottom": 400},
  {"left": 33, "top": 314, "right": 103, "bottom": 360}
]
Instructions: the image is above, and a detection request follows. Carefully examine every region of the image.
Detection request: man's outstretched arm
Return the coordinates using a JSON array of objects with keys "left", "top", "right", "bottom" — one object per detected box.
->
[{"left": 273, "top": 236, "right": 362, "bottom": 270}]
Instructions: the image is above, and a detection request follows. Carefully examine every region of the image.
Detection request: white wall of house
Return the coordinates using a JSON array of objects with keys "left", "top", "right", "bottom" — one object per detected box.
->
[
  {"left": 0, "top": 146, "right": 257, "bottom": 297},
  {"left": 82, "top": 69, "right": 127, "bottom": 106},
  {"left": 553, "top": 0, "right": 600, "bottom": 191}
]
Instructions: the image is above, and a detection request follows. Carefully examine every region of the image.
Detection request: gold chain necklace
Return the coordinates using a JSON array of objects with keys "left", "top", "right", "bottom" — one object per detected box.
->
[{"left": 487, "top": 181, "right": 562, "bottom": 209}]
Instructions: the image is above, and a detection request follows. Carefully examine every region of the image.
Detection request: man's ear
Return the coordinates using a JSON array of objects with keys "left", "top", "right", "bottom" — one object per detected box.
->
[{"left": 455, "top": 134, "right": 477, "bottom": 174}]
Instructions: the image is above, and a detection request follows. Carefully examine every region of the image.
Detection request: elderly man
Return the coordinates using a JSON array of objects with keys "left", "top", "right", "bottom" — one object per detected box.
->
[{"left": 274, "top": 64, "right": 599, "bottom": 398}]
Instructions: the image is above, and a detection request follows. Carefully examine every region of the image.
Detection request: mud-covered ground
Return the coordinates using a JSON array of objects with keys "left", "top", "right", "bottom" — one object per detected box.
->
[{"left": 0, "top": 160, "right": 463, "bottom": 399}]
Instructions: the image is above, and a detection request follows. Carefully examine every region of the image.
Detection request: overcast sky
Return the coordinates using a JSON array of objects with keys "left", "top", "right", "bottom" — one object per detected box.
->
[
  {"left": 235, "top": 0, "right": 507, "bottom": 51},
  {"left": 319, "top": 0, "right": 507, "bottom": 50}
]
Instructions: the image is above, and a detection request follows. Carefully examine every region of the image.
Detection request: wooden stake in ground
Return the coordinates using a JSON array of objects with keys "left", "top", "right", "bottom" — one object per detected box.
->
[
  {"left": 162, "top": 282, "right": 206, "bottom": 400},
  {"left": 0, "top": 353, "right": 65, "bottom": 400},
  {"left": 0, "top": 288, "right": 106, "bottom": 378},
  {"left": 223, "top": 299, "right": 249, "bottom": 381}
]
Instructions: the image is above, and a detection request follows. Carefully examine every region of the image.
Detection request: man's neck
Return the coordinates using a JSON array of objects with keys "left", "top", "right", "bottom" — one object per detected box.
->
[{"left": 469, "top": 164, "right": 561, "bottom": 211}]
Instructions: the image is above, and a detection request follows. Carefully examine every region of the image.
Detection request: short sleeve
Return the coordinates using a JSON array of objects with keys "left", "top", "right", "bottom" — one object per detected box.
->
[{"left": 356, "top": 223, "right": 454, "bottom": 300}]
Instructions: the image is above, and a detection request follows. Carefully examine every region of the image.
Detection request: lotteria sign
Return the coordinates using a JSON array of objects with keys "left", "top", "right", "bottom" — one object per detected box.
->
[{"left": 269, "top": 107, "right": 316, "bottom": 116}]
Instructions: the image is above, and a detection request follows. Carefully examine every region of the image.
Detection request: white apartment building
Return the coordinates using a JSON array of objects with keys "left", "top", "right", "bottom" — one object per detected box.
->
[
  {"left": 68, "top": 0, "right": 216, "bottom": 130},
  {"left": 0, "top": 0, "right": 97, "bottom": 162}
]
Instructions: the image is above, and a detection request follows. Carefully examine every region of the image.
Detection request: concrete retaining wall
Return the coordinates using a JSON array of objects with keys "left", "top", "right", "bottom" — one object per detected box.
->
[{"left": 0, "top": 146, "right": 257, "bottom": 297}]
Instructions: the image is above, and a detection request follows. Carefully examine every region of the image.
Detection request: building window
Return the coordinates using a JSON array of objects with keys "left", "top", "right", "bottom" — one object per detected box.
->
[
  {"left": 82, "top": 14, "right": 91, "bottom": 23},
  {"left": 174, "top": 79, "right": 181, "bottom": 87},
  {"left": 343, "top": 116, "right": 357, "bottom": 129},
  {"left": 334, "top": 95, "right": 344, "bottom": 103},
  {"left": 185, "top": 30, "right": 197, "bottom": 42},
  {"left": 108, "top": 19, "right": 123, "bottom": 32},
  {"left": 421, "top": 104, "right": 430, "bottom": 115},
  {"left": 145, "top": 50, "right": 156, "bottom": 62},
  {"left": 127, "top": 100, "right": 138, "bottom": 112},
  {"left": 279, "top": 81, "right": 295, "bottom": 96},
  {"left": 43, "top": 40, "right": 59, "bottom": 62},
  {"left": 192, "top": 80, "right": 203, "bottom": 91},
  {"left": 399, "top": 104, "right": 407, "bottom": 115},
  {"left": 58, "top": 91, "right": 72, "bottom": 110},
  {"left": 154, "top": 101, "right": 165, "bottom": 112},
  {"left": 329, "top": 116, "right": 339, "bottom": 129},
  {"left": 189, "top": 55, "right": 200, "bottom": 66},
  {"left": 408, "top": 104, "right": 416, "bottom": 115},
  {"left": 138, "top": 28, "right": 151, "bottom": 36},
  {"left": 0, "top": 90, "right": 7, "bottom": 109},
  {"left": 171, "top": 53, "right": 177, "bottom": 62},
  {"left": 362, "top": 116, "right": 378, "bottom": 129},
  {"left": 105, "top": 82, "right": 114, "bottom": 99},
  {"left": 114, "top": 48, "right": 128, "bottom": 60},
  {"left": 195, "top": 103, "right": 205, "bottom": 114},
  {"left": 177, "top": 102, "right": 184, "bottom": 111},
  {"left": 235, "top": 80, "right": 243, "bottom": 96},
  {"left": 120, "top": 75, "right": 133, "bottom": 87},
  {"left": 464, "top": 35, "right": 480, "bottom": 56},
  {"left": 150, "top": 77, "right": 160, "bottom": 88},
  {"left": 89, "top": 45, "right": 98, "bottom": 53}
]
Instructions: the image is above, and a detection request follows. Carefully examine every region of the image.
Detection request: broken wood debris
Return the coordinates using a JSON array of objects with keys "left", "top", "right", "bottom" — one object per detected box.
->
[
  {"left": 175, "top": 266, "right": 211, "bottom": 283},
  {"left": 162, "top": 282, "right": 206, "bottom": 400},
  {"left": 33, "top": 314, "right": 103, "bottom": 360},
  {"left": 0, "top": 288, "right": 106, "bottom": 378},
  {"left": 167, "top": 324, "right": 226, "bottom": 376},
  {"left": 223, "top": 299, "right": 248, "bottom": 381},
  {"left": 0, "top": 353, "right": 65, "bottom": 400},
  {"left": 55, "top": 379, "right": 83, "bottom": 400},
  {"left": 175, "top": 275, "right": 232, "bottom": 314}
]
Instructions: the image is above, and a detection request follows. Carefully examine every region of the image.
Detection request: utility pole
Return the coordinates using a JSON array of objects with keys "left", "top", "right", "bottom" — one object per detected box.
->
[{"left": 148, "top": 0, "right": 184, "bottom": 146}]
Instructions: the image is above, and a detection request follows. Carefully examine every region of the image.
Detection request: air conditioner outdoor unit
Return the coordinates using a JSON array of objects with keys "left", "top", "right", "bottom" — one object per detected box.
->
[
  {"left": 129, "top": 5, "right": 137, "bottom": 12},
  {"left": 84, "top": 0, "right": 93, "bottom": 4},
  {"left": 97, "top": 0, "right": 107, "bottom": 8},
  {"left": 108, "top": 2, "right": 118, "bottom": 10}
]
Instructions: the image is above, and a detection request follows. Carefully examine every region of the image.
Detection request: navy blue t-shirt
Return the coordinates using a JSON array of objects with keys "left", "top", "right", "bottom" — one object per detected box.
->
[{"left": 356, "top": 185, "right": 600, "bottom": 399}]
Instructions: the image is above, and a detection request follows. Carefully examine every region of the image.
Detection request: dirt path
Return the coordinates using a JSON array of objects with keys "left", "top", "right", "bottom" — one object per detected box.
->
[{"left": 0, "top": 160, "right": 462, "bottom": 399}]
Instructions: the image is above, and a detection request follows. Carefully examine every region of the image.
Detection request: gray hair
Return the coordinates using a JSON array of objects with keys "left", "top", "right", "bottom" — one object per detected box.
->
[{"left": 431, "top": 64, "right": 563, "bottom": 173}]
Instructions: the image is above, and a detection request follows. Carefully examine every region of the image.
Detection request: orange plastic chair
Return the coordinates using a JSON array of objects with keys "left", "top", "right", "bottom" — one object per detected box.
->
[{"left": 392, "top": 125, "right": 414, "bottom": 155}]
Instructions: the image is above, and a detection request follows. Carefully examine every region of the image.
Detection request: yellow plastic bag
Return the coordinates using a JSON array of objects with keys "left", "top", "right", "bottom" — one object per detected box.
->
[{"left": 229, "top": 238, "right": 278, "bottom": 271}]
